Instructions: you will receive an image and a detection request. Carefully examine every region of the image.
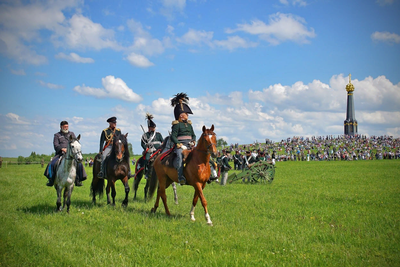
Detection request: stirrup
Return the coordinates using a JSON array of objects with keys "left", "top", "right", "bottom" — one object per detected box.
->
[
  {"left": 97, "top": 171, "right": 104, "bottom": 179},
  {"left": 178, "top": 176, "right": 186, "bottom": 185},
  {"left": 46, "top": 179, "right": 54, "bottom": 187}
]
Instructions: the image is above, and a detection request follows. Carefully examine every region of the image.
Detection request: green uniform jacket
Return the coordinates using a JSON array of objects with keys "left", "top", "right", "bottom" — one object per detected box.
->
[
  {"left": 171, "top": 120, "right": 196, "bottom": 147},
  {"left": 141, "top": 131, "right": 164, "bottom": 151},
  {"left": 99, "top": 127, "right": 121, "bottom": 152}
]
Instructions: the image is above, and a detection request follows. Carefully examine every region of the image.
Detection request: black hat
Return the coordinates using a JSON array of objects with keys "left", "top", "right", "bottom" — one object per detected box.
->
[
  {"left": 146, "top": 113, "right": 156, "bottom": 128},
  {"left": 107, "top": 117, "right": 117, "bottom": 123},
  {"left": 171, "top": 92, "right": 193, "bottom": 120},
  {"left": 60, "top": 121, "right": 68, "bottom": 126}
]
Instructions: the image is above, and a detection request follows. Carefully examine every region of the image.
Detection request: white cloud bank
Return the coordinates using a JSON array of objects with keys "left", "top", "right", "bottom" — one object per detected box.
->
[{"left": 73, "top": 75, "right": 143, "bottom": 103}]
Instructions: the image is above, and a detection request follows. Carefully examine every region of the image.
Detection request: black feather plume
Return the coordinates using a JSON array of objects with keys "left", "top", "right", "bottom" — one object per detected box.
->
[
  {"left": 170, "top": 92, "right": 189, "bottom": 107},
  {"left": 145, "top": 112, "right": 154, "bottom": 121}
]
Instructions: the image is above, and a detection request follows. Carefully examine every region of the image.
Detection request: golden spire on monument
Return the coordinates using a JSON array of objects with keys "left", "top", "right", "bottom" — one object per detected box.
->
[{"left": 346, "top": 73, "right": 355, "bottom": 92}]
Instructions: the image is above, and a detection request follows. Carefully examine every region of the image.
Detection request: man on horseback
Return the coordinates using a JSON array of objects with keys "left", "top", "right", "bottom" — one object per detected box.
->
[
  {"left": 141, "top": 113, "right": 163, "bottom": 179},
  {"left": 44, "top": 121, "right": 87, "bottom": 186},
  {"left": 98, "top": 117, "right": 121, "bottom": 179},
  {"left": 170, "top": 93, "right": 196, "bottom": 185}
]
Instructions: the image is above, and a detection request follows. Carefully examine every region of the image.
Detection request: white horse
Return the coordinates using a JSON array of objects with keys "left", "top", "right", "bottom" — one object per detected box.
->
[{"left": 54, "top": 134, "right": 83, "bottom": 213}]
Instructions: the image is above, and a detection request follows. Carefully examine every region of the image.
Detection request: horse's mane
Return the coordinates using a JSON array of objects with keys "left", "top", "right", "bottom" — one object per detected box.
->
[{"left": 110, "top": 133, "right": 130, "bottom": 161}]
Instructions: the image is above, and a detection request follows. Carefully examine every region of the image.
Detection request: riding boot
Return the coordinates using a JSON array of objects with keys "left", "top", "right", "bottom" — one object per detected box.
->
[
  {"left": 46, "top": 176, "right": 54, "bottom": 186},
  {"left": 98, "top": 161, "right": 105, "bottom": 179},
  {"left": 177, "top": 165, "right": 186, "bottom": 185},
  {"left": 75, "top": 178, "right": 83, "bottom": 187}
]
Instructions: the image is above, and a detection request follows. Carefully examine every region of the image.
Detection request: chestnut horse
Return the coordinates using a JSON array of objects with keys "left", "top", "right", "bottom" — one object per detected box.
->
[
  {"left": 91, "top": 133, "right": 130, "bottom": 207},
  {"left": 148, "top": 125, "right": 217, "bottom": 225}
]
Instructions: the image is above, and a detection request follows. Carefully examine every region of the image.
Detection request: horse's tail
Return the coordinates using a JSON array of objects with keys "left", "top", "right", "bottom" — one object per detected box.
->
[
  {"left": 90, "top": 154, "right": 105, "bottom": 198},
  {"left": 147, "top": 161, "right": 159, "bottom": 200}
]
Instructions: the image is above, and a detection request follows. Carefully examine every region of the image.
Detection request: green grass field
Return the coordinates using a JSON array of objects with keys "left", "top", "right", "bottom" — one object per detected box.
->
[{"left": 0, "top": 160, "right": 399, "bottom": 266}]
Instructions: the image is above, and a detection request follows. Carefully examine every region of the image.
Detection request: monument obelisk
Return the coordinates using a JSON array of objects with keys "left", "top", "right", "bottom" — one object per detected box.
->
[{"left": 344, "top": 74, "right": 358, "bottom": 136}]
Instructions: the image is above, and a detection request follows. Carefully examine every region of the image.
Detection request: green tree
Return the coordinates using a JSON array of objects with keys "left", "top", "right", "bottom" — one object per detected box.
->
[
  {"left": 217, "top": 138, "right": 227, "bottom": 148},
  {"left": 128, "top": 143, "right": 134, "bottom": 156},
  {"left": 17, "top": 156, "right": 24, "bottom": 165}
]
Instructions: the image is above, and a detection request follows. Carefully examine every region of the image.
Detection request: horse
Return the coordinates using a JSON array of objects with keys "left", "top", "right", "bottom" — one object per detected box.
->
[
  {"left": 90, "top": 133, "right": 130, "bottom": 207},
  {"left": 133, "top": 149, "right": 178, "bottom": 204},
  {"left": 54, "top": 134, "right": 83, "bottom": 213},
  {"left": 148, "top": 125, "right": 217, "bottom": 226}
]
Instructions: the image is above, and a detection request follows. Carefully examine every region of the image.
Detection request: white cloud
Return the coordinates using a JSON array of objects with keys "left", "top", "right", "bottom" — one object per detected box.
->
[
  {"left": 0, "top": 0, "right": 80, "bottom": 65},
  {"left": 126, "top": 52, "right": 155, "bottom": 68},
  {"left": 226, "top": 13, "right": 316, "bottom": 45},
  {"left": 73, "top": 75, "right": 143, "bottom": 103},
  {"left": 376, "top": 0, "right": 394, "bottom": 6},
  {"left": 55, "top": 52, "right": 94, "bottom": 63},
  {"left": 280, "top": 0, "right": 308, "bottom": 6},
  {"left": 53, "top": 14, "right": 120, "bottom": 50},
  {"left": 5, "top": 113, "right": 30, "bottom": 125},
  {"left": 38, "top": 80, "right": 64, "bottom": 89},
  {"left": 177, "top": 28, "right": 214, "bottom": 46},
  {"left": 214, "top": 36, "right": 258, "bottom": 51},
  {"left": 10, "top": 68, "right": 26, "bottom": 75},
  {"left": 126, "top": 19, "right": 165, "bottom": 56},
  {"left": 371, "top": 31, "right": 400, "bottom": 44},
  {"left": 159, "top": 0, "right": 186, "bottom": 20}
]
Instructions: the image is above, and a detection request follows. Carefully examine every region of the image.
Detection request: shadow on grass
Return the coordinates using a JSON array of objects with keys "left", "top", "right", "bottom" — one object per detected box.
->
[{"left": 18, "top": 199, "right": 95, "bottom": 214}]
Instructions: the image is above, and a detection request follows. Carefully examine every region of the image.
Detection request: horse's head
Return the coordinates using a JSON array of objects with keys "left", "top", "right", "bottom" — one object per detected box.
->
[
  {"left": 113, "top": 133, "right": 129, "bottom": 163},
  {"left": 69, "top": 134, "right": 83, "bottom": 163},
  {"left": 199, "top": 125, "right": 217, "bottom": 158}
]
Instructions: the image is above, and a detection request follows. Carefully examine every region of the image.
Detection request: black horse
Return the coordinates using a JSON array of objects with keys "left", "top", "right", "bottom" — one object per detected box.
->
[{"left": 91, "top": 133, "right": 130, "bottom": 206}]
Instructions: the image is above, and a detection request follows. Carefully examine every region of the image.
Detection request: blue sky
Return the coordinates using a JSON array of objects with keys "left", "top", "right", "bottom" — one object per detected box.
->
[{"left": 0, "top": 0, "right": 399, "bottom": 157}]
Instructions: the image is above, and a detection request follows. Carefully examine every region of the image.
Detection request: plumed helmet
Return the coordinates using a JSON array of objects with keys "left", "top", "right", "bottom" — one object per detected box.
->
[
  {"left": 171, "top": 92, "right": 193, "bottom": 120},
  {"left": 146, "top": 113, "right": 156, "bottom": 128}
]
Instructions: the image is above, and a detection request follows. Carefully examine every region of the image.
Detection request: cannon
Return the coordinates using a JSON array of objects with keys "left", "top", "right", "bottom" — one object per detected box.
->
[{"left": 228, "top": 160, "right": 275, "bottom": 184}]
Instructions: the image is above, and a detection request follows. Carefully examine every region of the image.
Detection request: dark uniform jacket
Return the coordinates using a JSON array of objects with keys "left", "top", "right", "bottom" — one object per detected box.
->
[
  {"left": 99, "top": 127, "right": 121, "bottom": 153},
  {"left": 171, "top": 120, "right": 196, "bottom": 148},
  {"left": 54, "top": 131, "right": 76, "bottom": 155}
]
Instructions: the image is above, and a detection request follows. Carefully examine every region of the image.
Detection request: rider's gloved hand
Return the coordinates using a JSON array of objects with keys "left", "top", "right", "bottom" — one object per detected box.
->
[{"left": 181, "top": 145, "right": 188, "bottom": 150}]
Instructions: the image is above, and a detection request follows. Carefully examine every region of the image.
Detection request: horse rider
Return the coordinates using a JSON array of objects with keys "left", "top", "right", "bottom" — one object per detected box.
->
[
  {"left": 219, "top": 149, "right": 231, "bottom": 186},
  {"left": 170, "top": 93, "right": 196, "bottom": 185},
  {"left": 44, "top": 120, "right": 87, "bottom": 187},
  {"left": 141, "top": 113, "right": 163, "bottom": 179},
  {"left": 97, "top": 116, "right": 127, "bottom": 179}
]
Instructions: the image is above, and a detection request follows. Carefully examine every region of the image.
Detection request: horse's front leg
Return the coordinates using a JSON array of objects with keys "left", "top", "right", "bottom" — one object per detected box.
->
[
  {"left": 122, "top": 177, "right": 130, "bottom": 207},
  {"left": 106, "top": 180, "right": 112, "bottom": 205},
  {"left": 194, "top": 183, "right": 213, "bottom": 226},
  {"left": 65, "top": 185, "right": 74, "bottom": 213},
  {"left": 190, "top": 190, "right": 200, "bottom": 221},
  {"left": 56, "top": 186, "right": 62, "bottom": 212},
  {"left": 111, "top": 181, "right": 117, "bottom": 206}
]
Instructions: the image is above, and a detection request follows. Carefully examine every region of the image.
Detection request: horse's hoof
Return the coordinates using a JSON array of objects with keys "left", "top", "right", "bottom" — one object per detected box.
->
[{"left": 207, "top": 222, "right": 213, "bottom": 226}]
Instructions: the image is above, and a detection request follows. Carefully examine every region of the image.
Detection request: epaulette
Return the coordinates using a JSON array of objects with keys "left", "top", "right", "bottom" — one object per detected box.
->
[{"left": 171, "top": 120, "right": 192, "bottom": 125}]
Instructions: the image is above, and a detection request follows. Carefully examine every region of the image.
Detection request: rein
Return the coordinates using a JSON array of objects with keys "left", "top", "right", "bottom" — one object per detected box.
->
[
  {"left": 65, "top": 139, "right": 80, "bottom": 163},
  {"left": 196, "top": 133, "right": 216, "bottom": 155}
]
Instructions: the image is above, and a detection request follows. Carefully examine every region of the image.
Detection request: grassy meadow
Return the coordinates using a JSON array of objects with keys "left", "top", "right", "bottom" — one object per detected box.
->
[{"left": 0, "top": 160, "right": 399, "bottom": 266}]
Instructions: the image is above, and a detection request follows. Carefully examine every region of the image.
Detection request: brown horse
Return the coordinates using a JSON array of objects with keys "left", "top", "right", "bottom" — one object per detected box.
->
[
  {"left": 148, "top": 125, "right": 217, "bottom": 225},
  {"left": 90, "top": 133, "right": 130, "bottom": 207}
]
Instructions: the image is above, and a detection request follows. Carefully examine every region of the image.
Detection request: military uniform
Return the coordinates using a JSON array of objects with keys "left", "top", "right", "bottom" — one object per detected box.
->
[
  {"left": 219, "top": 150, "right": 231, "bottom": 186},
  {"left": 98, "top": 116, "right": 122, "bottom": 179},
  {"left": 141, "top": 113, "right": 163, "bottom": 177},
  {"left": 170, "top": 93, "right": 196, "bottom": 185}
]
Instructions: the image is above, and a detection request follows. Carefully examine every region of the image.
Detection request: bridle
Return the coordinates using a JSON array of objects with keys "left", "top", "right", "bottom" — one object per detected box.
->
[
  {"left": 197, "top": 132, "right": 217, "bottom": 155},
  {"left": 65, "top": 139, "right": 82, "bottom": 163}
]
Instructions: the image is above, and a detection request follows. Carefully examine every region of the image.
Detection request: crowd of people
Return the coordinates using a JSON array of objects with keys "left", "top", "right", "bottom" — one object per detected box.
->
[{"left": 225, "top": 135, "right": 400, "bottom": 162}]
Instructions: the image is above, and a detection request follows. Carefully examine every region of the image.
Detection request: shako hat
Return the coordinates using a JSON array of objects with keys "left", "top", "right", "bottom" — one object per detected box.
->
[
  {"left": 146, "top": 113, "right": 156, "bottom": 128},
  {"left": 107, "top": 116, "right": 117, "bottom": 123},
  {"left": 171, "top": 92, "right": 193, "bottom": 120}
]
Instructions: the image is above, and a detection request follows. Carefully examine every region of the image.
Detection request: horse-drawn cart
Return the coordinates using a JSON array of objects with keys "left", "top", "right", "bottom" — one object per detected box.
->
[{"left": 228, "top": 161, "right": 275, "bottom": 184}]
